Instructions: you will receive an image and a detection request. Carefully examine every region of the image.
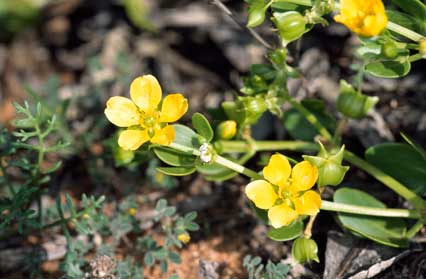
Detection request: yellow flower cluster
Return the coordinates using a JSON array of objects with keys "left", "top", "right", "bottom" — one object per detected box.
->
[
  {"left": 334, "top": 0, "right": 388, "bottom": 37},
  {"left": 105, "top": 75, "right": 188, "bottom": 150},
  {"left": 245, "top": 154, "right": 321, "bottom": 228}
]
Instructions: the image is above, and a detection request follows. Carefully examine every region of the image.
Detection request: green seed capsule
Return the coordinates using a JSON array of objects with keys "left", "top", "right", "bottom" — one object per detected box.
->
[
  {"left": 337, "top": 80, "right": 378, "bottom": 119},
  {"left": 292, "top": 237, "right": 319, "bottom": 264},
  {"left": 381, "top": 41, "right": 398, "bottom": 59},
  {"left": 272, "top": 11, "right": 306, "bottom": 44},
  {"left": 304, "top": 143, "right": 349, "bottom": 187}
]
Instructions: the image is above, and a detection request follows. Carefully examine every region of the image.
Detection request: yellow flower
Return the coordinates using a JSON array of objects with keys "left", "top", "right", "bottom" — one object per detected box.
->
[
  {"left": 127, "top": 208, "right": 137, "bottom": 216},
  {"left": 245, "top": 154, "right": 321, "bottom": 228},
  {"left": 334, "top": 0, "right": 388, "bottom": 37},
  {"left": 177, "top": 233, "right": 191, "bottom": 244},
  {"left": 105, "top": 75, "right": 188, "bottom": 150}
]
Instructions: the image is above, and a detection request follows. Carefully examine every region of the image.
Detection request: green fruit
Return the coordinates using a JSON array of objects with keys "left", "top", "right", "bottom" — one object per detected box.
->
[{"left": 272, "top": 11, "right": 306, "bottom": 43}]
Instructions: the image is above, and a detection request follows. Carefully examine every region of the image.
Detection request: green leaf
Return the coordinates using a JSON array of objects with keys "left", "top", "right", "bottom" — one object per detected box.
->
[
  {"left": 168, "top": 251, "right": 182, "bottom": 264},
  {"left": 156, "top": 166, "right": 196, "bottom": 176},
  {"left": 283, "top": 99, "right": 336, "bottom": 141},
  {"left": 365, "top": 60, "right": 411, "bottom": 78},
  {"left": 366, "top": 143, "right": 426, "bottom": 196},
  {"left": 192, "top": 113, "right": 214, "bottom": 142},
  {"left": 401, "top": 133, "right": 426, "bottom": 162},
  {"left": 249, "top": 201, "right": 269, "bottom": 224},
  {"left": 334, "top": 188, "right": 408, "bottom": 248},
  {"left": 144, "top": 252, "right": 155, "bottom": 266},
  {"left": 267, "top": 220, "right": 303, "bottom": 241},
  {"left": 153, "top": 147, "right": 196, "bottom": 167},
  {"left": 389, "top": 0, "right": 426, "bottom": 20},
  {"left": 172, "top": 124, "right": 201, "bottom": 149}
]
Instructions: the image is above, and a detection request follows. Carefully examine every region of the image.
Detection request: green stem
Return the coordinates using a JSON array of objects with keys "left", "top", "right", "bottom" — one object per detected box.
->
[
  {"left": 0, "top": 160, "right": 15, "bottom": 196},
  {"left": 170, "top": 142, "right": 263, "bottom": 180},
  {"left": 321, "top": 200, "right": 419, "bottom": 219},
  {"left": 408, "top": 53, "right": 423, "bottom": 63},
  {"left": 406, "top": 220, "right": 423, "bottom": 238},
  {"left": 167, "top": 142, "right": 419, "bottom": 218},
  {"left": 216, "top": 140, "right": 319, "bottom": 153},
  {"left": 286, "top": 98, "right": 333, "bottom": 141},
  {"left": 387, "top": 22, "right": 424, "bottom": 42},
  {"left": 273, "top": 0, "right": 312, "bottom": 6},
  {"left": 343, "top": 150, "right": 425, "bottom": 210}
]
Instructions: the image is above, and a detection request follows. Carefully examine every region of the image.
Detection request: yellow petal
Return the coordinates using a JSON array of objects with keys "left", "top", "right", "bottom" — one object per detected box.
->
[
  {"left": 104, "top": 96, "right": 140, "bottom": 127},
  {"left": 293, "top": 190, "right": 321, "bottom": 216},
  {"left": 130, "top": 75, "right": 162, "bottom": 114},
  {"left": 333, "top": 0, "right": 387, "bottom": 37},
  {"left": 268, "top": 204, "right": 298, "bottom": 228},
  {"left": 263, "top": 154, "right": 291, "bottom": 187},
  {"left": 118, "top": 129, "right": 149, "bottom": 150},
  {"left": 159, "top": 94, "right": 188, "bottom": 123},
  {"left": 291, "top": 161, "right": 318, "bottom": 191},
  {"left": 150, "top": 125, "right": 175, "bottom": 145},
  {"left": 245, "top": 180, "right": 278, "bottom": 210}
]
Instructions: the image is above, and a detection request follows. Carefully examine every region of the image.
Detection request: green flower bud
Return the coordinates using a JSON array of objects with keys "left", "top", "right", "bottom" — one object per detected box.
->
[
  {"left": 419, "top": 38, "right": 426, "bottom": 57},
  {"left": 247, "top": 5, "right": 266, "bottom": 28},
  {"left": 381, "top": 40, "right": 398, "bottom": 59},
  {"left": 337, "top": 80, "right": 378, "bottom": 119},
  {"left": 292, "top": 237, "right": 319, "bottom": 264},
  {"left": 113, "top": 141, "right": 135, "bottom": 166},
  {"left": 272, "top": 11, "right": 306, "bottom": 44},
  {"left": 303, "top": 143, "right": 349, "bottom": 187},
  {"left": 238, "top": 96, "right": 268, "bottom": 125},
  {"left": 216, "top": 120, "right": 237, "bottom": 140}
]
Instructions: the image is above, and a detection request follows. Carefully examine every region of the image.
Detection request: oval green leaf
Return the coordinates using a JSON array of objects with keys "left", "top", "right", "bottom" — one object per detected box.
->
[
  {"left": 156, "top": 166, "right": 196, "bottom": 176},
  {"left": 191, "top": 113, "right": 213, "bottom": 142},
  {"left": 267, "top": 220, "right": 303, "bottom": 241},
  {"left": 334, "top": 187, "right": 408, "bottom": 248},
  {"left": 365, "top": 60, "right": 411, "bottom": 78},
  {"left": 153, "top": 146, "right": 195, "bottom": 167},
  {"left": 366, "top": 143, "right": 426, "bottom": 196},
  {"left": 172, "top": 124, "right": 201, "bottom": 149}
]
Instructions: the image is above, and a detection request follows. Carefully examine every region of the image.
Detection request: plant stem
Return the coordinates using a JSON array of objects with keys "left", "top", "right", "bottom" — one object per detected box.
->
[
  {"left": 285, "top": 97, "right": 333, "bottom": 141},
  {"left": 408, "top": 53, "right": 423, "bottom": 63},
  {"left": 406, "top": 220, "right": 423, "bottom": 238},
  {"left": 170, "top": 142, "right": 263, "bottom": 180},
  {"left": 274, "top": 0, "right": 312, "bottom": 6},
  {"left": 321, "top": 200, "right": 419, "bottom": 218},
  {"left": 387, "top": 22, "right": 424, "bottom": 42},
  {"left": 167, "top": 142, "right": 419, "bottom": 218},
  {"left": 343, "top": 150, "right": 425, "bottom": 210},
  {"left": 0, "top": 159, "right": 16, "bottom": 196},
  {"left": 209, "top": 0, "right": 274, "bottom": 49},
  {"left": 216, "top": 140, "right": 319, "bottom": 153}
]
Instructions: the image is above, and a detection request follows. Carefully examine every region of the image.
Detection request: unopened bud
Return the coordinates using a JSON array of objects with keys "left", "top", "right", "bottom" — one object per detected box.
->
[
  {"left": 177, "top": 233, "right": 191, "bottom": 244},
  {"left": 217, "top": 121, "right": 237, "bottom": 140}
]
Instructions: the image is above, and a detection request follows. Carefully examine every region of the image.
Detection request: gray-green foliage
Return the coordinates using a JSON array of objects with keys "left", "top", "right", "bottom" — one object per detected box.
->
[
  {"left": 243, "top": 255, "right": 291, "bottom": 279},
  {"left": 0, "top": 101, "right": 69, "bottom": 234}
]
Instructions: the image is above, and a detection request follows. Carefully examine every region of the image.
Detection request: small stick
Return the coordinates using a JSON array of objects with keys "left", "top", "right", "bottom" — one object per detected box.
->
[{"left": 208, "top": 0, "right": 274, "bottom": 49}]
